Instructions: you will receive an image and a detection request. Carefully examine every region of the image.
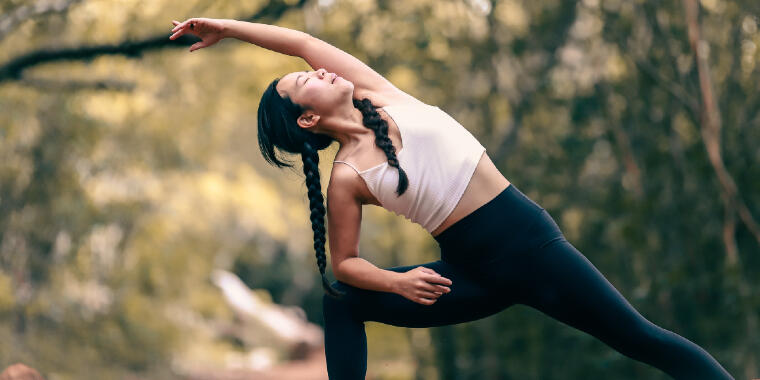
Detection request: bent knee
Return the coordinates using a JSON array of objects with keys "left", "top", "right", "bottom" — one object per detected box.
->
[
  {"left": 322, "top": 282, "right": 366, "bottom": 322},
  {"left": 322, "top": 281, "right": 355, "bottom": 307},
  {"left": 617, "top": 316, "right": 671, "bottom": 349}
]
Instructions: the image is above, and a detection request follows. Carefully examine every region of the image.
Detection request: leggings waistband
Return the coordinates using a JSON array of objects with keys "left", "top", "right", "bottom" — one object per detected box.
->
[
  {"left": 434, "top": 184, "right": 539, "bottom": 244},
  {"left": 433, "top": 183, "right": 557, "bottom": 266}
]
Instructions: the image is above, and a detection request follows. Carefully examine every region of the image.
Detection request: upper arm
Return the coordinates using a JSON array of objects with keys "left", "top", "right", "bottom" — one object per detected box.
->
[
  {"left": 301, "top": 34, "right": 408, "bottom": 100},
  {"left": 326, "top": 165, "right": 363, "bottom": 280}
]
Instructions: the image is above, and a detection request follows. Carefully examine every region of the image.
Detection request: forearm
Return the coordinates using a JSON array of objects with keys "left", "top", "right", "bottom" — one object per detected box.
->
[
  {"left": 221, "top": 19, "right": 310, "bottom": 57},
  {"left": 335, "top": 257, "right": 401, "bottom": 294}
]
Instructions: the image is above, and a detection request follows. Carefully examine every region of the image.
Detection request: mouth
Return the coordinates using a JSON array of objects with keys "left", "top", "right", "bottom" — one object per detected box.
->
[{"left": 331, "top": 73, "right": 337, "bottom": 83}]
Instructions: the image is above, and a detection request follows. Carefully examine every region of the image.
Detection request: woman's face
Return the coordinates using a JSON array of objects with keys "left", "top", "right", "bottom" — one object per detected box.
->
[{"left": 275, "top": 68, "right": 354, "bottom": 114}]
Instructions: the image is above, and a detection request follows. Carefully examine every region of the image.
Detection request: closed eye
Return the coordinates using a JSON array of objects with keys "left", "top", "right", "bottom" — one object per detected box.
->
[{"left": 298, "top": 70, "right": 310, "bottom": 86}]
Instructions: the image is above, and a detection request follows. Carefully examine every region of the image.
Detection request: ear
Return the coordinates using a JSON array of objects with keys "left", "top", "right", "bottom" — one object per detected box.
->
[{"left": 297, "top": 110, "right": 321, "bottom": 130}]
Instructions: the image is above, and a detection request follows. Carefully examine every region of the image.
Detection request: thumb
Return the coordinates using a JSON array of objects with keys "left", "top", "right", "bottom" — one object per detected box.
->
[
  {"left": 189, "top": 41, "right": 206, "bottom": 52},
  {"left": 420, "top": 267, "right": 439, "bottom": 276}
]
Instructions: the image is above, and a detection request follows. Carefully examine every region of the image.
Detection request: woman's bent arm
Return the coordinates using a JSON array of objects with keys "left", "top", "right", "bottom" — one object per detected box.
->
[
  {"left": 336, "top": 257, "right": 401, "bottom": 294},
  {"left": 221, "top": 19, "right": 310, "bottom": 57}
]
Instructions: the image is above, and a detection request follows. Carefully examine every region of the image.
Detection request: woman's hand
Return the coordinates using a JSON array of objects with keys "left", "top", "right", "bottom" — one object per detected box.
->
[
  {"left": 394, "top": 267, "right": 452, "bottom": 305},
  {"left": 169, "top": 18, "right": 226, "bottom": 52}
]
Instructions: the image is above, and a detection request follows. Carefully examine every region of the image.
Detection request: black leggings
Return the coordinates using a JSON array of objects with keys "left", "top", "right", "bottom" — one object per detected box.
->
[{"left": 322, "top": 184, "right": 734, "bottom": 379}]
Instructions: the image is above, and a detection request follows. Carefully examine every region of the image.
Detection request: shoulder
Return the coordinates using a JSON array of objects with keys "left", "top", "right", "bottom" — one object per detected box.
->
[
  {"left": 326, "top": 164, "right": 366, "bottom": 222},
  {"left": 329, "top": 161, "right": 380, "bottom": 206},
  {"left": 327, "top": 163, "right": 362, "bottom": 204}
]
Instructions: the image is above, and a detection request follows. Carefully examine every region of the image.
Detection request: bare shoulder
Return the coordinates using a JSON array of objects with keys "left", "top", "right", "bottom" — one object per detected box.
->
[
  {"left": 327, "top": 163, "right": 362, "bottom": 203},
  {"left": 329, "top": 161, "right": 379, "bottom": 206}
]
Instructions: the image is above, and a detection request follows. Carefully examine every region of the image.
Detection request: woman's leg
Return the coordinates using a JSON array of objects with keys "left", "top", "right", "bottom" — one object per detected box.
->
[
  {"left": 322, "top": 259, "right": 517, "bottom": 380},
  {"left": 503, "top": 210, "right": 734, "bottom": 380}
]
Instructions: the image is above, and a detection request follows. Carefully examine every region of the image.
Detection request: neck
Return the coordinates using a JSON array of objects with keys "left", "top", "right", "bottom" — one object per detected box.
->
[{"left": 316, "top": 104, "right": 373, "bottom": 150}]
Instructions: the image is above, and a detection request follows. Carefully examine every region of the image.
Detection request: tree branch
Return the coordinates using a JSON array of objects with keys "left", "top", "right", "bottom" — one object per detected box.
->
[
  {"left": 624, "top": 31, "right": 700, "bottom": 117},
  {"left": 20, "top": 76, "right": 136, "bottom": 91},
  {"left": 0, "top": 0, "right": 308, "bottom": 83},
  {"left": 683, "top": 0, "right": 760, "bottom": 256}
]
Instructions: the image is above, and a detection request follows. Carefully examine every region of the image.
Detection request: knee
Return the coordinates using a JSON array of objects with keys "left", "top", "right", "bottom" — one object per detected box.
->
[
  {"left": 322, "top": 282, "right": 366, "bottom": 326},
  {"left": 638, "top": 320, "right": 679, "bottom": 346},
  {"left": 322, "top": 281, "right": 353, "bottom": 312},
  {"left": 322, "top": 280, "right": 342, "bottom": 303},
  {"left": 624, "top": 316, "right": 671, "bottom": 349}
]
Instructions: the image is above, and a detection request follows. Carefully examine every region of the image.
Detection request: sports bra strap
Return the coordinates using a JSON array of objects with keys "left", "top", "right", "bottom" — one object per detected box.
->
[{"left": 333, "top": 160, "right": 360, "bottom": 174}]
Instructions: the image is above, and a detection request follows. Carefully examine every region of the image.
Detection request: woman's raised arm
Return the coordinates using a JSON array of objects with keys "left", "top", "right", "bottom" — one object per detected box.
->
[
  {"left": 170, "top": 18, "right": 311, "bottom": 55},
  {"left": 298, "top": 34, "right": 401, "bottom": 98},
  {"left": 219, "top": 19, "right": 402, "bottom": 97},
  {"left": 171, "top": 18, "right": 409, "bottom": 100},
  {"left": 221, "top": 19, "right": 312, "bottom": 57}
]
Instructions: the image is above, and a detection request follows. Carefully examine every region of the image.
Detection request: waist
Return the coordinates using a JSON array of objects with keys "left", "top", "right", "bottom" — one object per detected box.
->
[
  {"left": 434, "top": 184, "right": 567, "bottom": 269},
  {"left": 430, "top": 151, "right": 508, "bottom": 236}
]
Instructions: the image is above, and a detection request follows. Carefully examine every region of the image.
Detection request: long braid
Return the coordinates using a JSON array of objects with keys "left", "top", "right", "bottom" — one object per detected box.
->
[
  {"left": 257, "top": 77, "right": 411, "bottom": 298},
  {"left": 352, "top": 98, "right": 409, "bottom": 196},
  {"left": 301, "top": 140, "right": 345, "bottom": 299}
]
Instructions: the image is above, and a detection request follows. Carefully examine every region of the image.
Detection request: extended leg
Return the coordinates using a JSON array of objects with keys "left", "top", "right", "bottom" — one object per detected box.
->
[
  {"left": 323, "top": 259, "right": 516, "bottom": 380},
  {"left": 509, "top": 232, "right": 734, "bottom": 380}
]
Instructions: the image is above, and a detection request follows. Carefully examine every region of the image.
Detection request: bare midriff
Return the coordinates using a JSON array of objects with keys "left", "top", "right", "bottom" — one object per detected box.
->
[{"left": 430, "top": 151, "right": 510, "bottom": 237}]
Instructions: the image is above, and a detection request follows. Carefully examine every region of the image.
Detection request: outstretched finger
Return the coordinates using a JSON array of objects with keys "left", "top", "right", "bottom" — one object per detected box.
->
[
  {"left": 172, "top": 19, "right": 190, "bottom": 31},
  {"left": 172, "top": 18, "right": 194, "bottom": 33},
  {"left": 169, "top": 28, "right": 186, "bottom": 40},
  {"left": 171, "top": 21, "right": 184, "bottom": 32}
]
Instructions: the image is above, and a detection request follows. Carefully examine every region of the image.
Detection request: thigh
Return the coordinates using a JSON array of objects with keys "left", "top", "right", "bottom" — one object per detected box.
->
[
  {"left": 512, "top": 236, "right": 656, "bottom": 350},
  {"left": 330, "top": 260, "right": 517, "bottom": 328}
]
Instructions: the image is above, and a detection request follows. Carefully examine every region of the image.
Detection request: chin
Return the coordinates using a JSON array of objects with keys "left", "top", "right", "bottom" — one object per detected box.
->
[
  {"left": 339, "top": 77, "right": 354, "bottom": 87},
  {"left": 339, "top": 82, "right": 354, "bottom": 94}
]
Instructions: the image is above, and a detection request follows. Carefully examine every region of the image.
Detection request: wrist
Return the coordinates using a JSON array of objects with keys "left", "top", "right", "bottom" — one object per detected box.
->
[
  {"left": 387, "top": 271, "right": 402, "bottom": 294},
  {"left": 220, "top": 19, "right": 235, "bottom": 40}
]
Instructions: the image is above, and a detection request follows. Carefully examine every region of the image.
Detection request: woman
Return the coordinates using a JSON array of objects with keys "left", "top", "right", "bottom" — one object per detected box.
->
[{"left": 169, "top": 18, "right": 734, "bottom": 380}]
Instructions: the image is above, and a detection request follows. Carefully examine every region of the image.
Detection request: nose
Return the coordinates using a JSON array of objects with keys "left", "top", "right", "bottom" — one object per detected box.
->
[{"left": 316, "top": 68, "right": 327, "bottom": 78}]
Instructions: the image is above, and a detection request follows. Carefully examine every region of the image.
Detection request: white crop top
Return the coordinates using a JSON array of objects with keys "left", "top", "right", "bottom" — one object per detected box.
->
[{"left": 333, "top": 102, "right": 486, "bottom": 233}]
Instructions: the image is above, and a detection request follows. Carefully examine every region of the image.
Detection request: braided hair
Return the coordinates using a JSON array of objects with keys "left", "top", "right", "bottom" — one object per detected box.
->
[
  {"left": 351, "top": 98, "right": 409, "bottom": 196},
  {"left": 257, "top": 77, "right": 407, "bottom": 298}
]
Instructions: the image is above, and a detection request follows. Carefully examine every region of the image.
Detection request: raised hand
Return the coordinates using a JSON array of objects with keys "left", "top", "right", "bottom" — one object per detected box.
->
[{"left": 169, "top": 18, "right": 226, "bottom": 52}]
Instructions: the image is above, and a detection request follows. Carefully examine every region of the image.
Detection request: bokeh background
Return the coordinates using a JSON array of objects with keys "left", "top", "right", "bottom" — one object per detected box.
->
[{"left": 1, "top": 0, "right": 758, "bottom": 379}]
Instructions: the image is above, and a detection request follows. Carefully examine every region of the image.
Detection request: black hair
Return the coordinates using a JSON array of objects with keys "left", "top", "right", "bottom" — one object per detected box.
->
[{"left": 257, "top": 76, "right": 408, "bottom": 298}]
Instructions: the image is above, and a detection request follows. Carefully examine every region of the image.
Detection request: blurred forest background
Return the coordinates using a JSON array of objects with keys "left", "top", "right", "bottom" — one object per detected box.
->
[{"left": 0, "top": 0, "right": 758, "bottom": 379}]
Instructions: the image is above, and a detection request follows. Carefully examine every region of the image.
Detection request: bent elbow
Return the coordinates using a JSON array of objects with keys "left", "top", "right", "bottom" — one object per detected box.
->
[{"left": 332, "top": 255, "right": 358, "bottom": 282}]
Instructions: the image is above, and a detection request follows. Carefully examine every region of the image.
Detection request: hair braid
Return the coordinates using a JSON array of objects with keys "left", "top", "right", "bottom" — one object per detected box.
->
[
  {"left": 301, "top": 140, "right": 345, "bottom": 299},
  {"left": 352, "top": 98, "right": 409, "bottom": 196},
  {"left": 257, "top": 77, "right": 411, "bottom": 298}
]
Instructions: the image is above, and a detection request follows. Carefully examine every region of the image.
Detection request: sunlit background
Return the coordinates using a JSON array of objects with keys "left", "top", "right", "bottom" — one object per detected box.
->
[{"left": 0, "top": 0, "right": 758, "bottom": 379}]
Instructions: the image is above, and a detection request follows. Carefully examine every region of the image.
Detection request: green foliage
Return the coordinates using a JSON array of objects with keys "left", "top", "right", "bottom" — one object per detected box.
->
[{"left": 0, "top": 0, "right": 757, "bottom": 379}]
